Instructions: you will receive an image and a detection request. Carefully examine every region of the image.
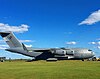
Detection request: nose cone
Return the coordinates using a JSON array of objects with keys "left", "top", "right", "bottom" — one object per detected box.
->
[
  {"left": 88, "top": 49, "right": 95, "bottom": 58},
  {"left": 89, "top": 52, "right": 95, "bottom": 58},
  {"left": 91, "top": 52, "right": 95, "bottom": 57}
]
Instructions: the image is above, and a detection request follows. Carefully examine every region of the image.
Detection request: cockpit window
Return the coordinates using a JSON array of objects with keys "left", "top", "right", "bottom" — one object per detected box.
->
[
  {"left": 71, "top": 51, "right": 73, "bottom": 53},
  {"left": 88, "top": 49, "right": 92, "bottom": 51}
]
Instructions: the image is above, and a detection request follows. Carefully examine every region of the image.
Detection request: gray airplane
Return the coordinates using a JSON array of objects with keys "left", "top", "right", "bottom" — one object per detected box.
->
[{"left": 0, "top": 32, "right": 94, "bottom": 61}]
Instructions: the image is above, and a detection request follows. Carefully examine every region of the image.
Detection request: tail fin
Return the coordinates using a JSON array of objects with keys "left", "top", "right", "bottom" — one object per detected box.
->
[{"left": 0, "top": 32, "right": 22, "bottom": 48}]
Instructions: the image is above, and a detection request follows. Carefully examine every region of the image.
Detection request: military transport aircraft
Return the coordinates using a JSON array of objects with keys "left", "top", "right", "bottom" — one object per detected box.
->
[{"left": 0, "top": 32, "right": 94, "bottom": 61}]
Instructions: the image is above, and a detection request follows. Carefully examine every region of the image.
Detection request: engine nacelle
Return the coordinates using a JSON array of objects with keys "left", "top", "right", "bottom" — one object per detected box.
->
[
  {"left": 66, "top": 50, "right": 74, "bottom": 55},
  {"left": 53, "top": 49, "right": 66, "bottom": 55}
]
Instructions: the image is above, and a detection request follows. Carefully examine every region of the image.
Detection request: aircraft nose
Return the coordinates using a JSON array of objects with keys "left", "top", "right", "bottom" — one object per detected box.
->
[
  {"left": 88, "top": 49, "right": 95, "bottom": 57},
  {"left": 91, "top": 52, "right": 95, "bottom": 57}
]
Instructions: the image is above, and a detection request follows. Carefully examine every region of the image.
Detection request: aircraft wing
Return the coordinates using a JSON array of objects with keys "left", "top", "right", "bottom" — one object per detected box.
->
[
  {"left": 32, "top": 48, "right": 62, "bottom": 53},
  {"left": 33, "top": 48, "right": 51, "bottom": 52}
]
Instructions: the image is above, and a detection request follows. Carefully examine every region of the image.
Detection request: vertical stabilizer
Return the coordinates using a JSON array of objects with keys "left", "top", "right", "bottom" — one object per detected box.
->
[{"left": 0, "top": 32, "right": 22, "bottom": 48}]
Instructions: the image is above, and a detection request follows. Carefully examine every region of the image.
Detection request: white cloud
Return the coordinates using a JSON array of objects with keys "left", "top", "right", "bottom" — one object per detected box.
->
[
  {"left": 0, "top": 23, "right": 29, "bottom": 33},
  {"left": 20, "top": 40, "right": 34, "bottom": 43},
  {"left": 89, "top": 41, "right": 100, "bottom": 45},
  {"left": 89, "top": 42, "right": 96, "bottom": 45},
  {"left": 24, "top": 44, "right": 32, "bottom": 47},
  {"left": 97, "top": 46, "right": 100, "bottom": 49},
  {"left": 66, "top": 41, "right": 77, "bottom": 45},
  {"left": 0, "top": 39, "right": 34, "bottom": 43},
  {"left": 79, "top": 10, "right": 100, "bottom": 25},
  {"left": 0, "top": 39, "right": 34, "bottom": 49},
  {"left": 89, "top": 41, "right": 100, "bottom": 49},
  {"left": 0, "top": 45, "right": 8, "bottom": 49},
  {"left": 97, "top": 41, "right": 100, "bottom": 45},
  {"left": 0, "top": 44, "right": 33, "bottom": 49},
  {"left": 0, "top": 40, "right": 5, "bottom": 43}
]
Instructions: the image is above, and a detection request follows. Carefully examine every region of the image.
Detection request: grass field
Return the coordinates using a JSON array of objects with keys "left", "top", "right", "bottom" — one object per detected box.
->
[{"left": 0, "top": 60, "right": 99, "bottom": 79}]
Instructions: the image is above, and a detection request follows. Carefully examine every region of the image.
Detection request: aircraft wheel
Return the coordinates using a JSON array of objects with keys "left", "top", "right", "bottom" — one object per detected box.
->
[{"left": 82, "top": 59, "right": 84, "bottom": 61}]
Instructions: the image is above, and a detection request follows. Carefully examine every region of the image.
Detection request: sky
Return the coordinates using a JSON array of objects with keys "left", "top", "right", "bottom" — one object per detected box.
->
[{"left": 0, "top": 0, "right": 100, "bottom": 59}]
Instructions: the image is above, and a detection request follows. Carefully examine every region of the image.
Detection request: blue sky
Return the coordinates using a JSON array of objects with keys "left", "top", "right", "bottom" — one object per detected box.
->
[{"left": 0, "top": 0, "right": 100, "bottom": 59}]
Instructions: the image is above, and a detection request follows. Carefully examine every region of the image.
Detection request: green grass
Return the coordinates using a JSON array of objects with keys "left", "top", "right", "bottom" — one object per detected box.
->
[{"left": 0, "top": 60, "right": 99, "bottom": 79}]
